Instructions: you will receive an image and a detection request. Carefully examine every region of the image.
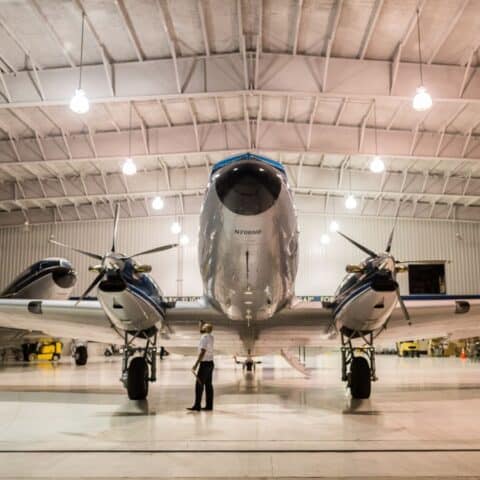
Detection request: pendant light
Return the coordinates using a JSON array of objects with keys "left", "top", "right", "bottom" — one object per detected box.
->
[
  {"left": 151, "top": 169, "right": 164, "bottom": 210},
  {"left": 345, "top": 166, "right": 357, "bottom": 210},
  {"left": 122, "top": 102, "right": 137, "bottom": 175},
  {"left": 369, "top": 99, "right": 385, "bottom": 173},
  {"left": 412, "top": 7, "right": 432, "bottom": 112},
  {"left": 70, "top": 12, "right": 90, "bottom": 114}
]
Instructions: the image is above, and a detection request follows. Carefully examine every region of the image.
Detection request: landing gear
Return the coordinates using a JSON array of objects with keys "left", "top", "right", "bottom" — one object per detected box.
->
[
  {"left": 121, "top": 331, "right": 157, "bottom": 400},
  {"left": 127, "top": 357, "right": 149, "bottom": 400},
  {"left": 74, "top": 345, "right": 88, "bottom": 366},
  {"left": 341, "top": 330, "right": 377, "bottom": 399}
]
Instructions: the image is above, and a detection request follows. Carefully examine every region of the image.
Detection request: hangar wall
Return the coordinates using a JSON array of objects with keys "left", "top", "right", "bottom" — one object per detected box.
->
[{"left": 0, "top": 215, "right": 478, "bottom": 297}]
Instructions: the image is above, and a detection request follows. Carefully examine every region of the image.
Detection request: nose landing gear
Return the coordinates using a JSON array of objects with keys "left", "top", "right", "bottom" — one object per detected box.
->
[
  {"left": 340, "top": 331, "right": 377, "bottom": 399},
  {"left": 121, "top": 332, "right": 158, "bottom": 400}
]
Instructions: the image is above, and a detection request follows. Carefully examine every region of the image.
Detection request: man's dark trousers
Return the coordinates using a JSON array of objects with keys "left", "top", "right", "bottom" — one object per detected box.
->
[{"left": 194, "top": 361, "right": 214, "bottom": 409}]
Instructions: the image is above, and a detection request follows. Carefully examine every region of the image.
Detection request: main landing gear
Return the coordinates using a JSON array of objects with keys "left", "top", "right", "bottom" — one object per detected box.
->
[
  {"left": 73, "top": 342, "right": 88, "bottom": 366},
  {"left": 340, "top": 330, "right": 377, "bottom": 399},
  {"left": 121, "top": 331, "right": 157, "bottom": 400}
]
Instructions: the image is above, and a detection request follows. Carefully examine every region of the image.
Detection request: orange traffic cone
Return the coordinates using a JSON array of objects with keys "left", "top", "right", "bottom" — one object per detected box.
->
[{"left": 460, "top": 348, "right": 467, "bottom": 360}]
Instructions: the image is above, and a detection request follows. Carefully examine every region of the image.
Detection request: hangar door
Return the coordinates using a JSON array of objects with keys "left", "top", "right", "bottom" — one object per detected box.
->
[{"left": 408, "top": 263, "right": 446, "bottom": 295}]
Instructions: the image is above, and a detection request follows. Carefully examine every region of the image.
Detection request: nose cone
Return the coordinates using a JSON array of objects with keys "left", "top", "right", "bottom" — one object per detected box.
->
[
  {"left": 52, "top": 268, "right": 77, "bottom": 289},
  {"left": 215, "top": 160, "right": 282, "bottom": 215}
]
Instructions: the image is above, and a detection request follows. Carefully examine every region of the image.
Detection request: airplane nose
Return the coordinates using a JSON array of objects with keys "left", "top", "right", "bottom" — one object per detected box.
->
[
  {"left": 52, "top": 268, "right": 77, "bottom": 289},
  {"left": 215, "top": 160, "right": 282, "bottom": 215},
  {"left": 371, "top": 271, "right": 398, "bottom": 292}
]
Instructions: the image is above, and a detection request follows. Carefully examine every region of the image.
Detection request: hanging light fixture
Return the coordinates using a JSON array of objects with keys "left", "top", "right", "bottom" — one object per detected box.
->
[
  {"left": 369, "top": 100, "right": 385, "bottom": 173},
  {"left": 122, "top": 102, "right": 137, "bottom": 175},
  {"left": 179, "top": 234, "right": 190, "bottom": 246},
  {"left": 329, "top": 220, "right": 339, "bottom": 232},
  {"left": 171, "top": 221, "right": 181, "bottom": 234},
  {"left": 152, "top": 196, "right": 164, "bottom": 210},
  {"left": 412, "top": 7, "right": 432, "bottom": 112},
  {"left": 70, "top": 12, "right": 90, "bottom": 114},
  {"left": 151, "top": 170, "right": 163, "bottom": 210},
  {"left": 345, "top": 194, "right": 357, "bottom": 210},
  {"left": 345, "top": 167, "right": 357, "bottom": 210}
]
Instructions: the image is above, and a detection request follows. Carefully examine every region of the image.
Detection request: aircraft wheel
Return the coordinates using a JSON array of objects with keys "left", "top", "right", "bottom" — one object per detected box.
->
[
  {"left": 74, "top": 346, "right": 88, "bottom": 366},
  {"left": 127, "top": 357, "right": 149, "bottom": 400},
  {"left": 52, "top": 354, "right": 60, "bottom": 361},
  {"left": 349, "top": 356, "right": 371, "bottom": 399},
  {"left": 28, "top": 353, "right": 37, "bottom": 362}
]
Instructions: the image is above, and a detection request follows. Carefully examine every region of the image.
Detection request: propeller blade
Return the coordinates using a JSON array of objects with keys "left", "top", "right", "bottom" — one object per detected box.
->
[
  {"left": 111, "top": 203, "right": 120, "bottom": 252},
  {"left": 337, "top": 231, "right": 378, "bottom": 258},
  {"left": 75, "top": 270, "right": 105, "bottom": 305},
  {"left": 395, "top": 288, "right": 411, "bottom": 323},
  {"left": 386, "top": 201, "right": 402, "bottom": 253},
  {"left": 49, "top": 238, "right": 103, "bottom": 261},
  {"left": 127, "top": 243, "right": 178, "bottom": 259}
]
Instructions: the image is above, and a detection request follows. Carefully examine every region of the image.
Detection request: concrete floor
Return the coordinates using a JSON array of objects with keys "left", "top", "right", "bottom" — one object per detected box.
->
[{"left": 1, "top": 353, "right": 480, "bottom": 479}]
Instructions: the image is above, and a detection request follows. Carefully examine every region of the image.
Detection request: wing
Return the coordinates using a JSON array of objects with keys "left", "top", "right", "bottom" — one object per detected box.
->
[
  {"left": 0, "top": 299, "right": 118, "bottom": 344},
  {"left": 377, "top": 297, "right": 480, "bottom": 345}
]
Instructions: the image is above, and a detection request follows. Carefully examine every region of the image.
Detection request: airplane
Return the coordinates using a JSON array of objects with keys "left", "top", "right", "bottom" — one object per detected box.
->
[
  {"left": 0, "top": 152, "right": 479, "bottom": 401},
  {"left": 0, "top": 258, "right": 78, "bottom": 359}
]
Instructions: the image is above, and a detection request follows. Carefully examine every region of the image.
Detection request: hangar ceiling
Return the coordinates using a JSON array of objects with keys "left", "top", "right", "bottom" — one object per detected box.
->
[{"left": 0, "top": 0, "right": 479, "bottom": 226}]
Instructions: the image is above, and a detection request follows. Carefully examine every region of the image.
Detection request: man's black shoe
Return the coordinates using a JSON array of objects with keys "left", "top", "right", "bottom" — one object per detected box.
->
[{"left": 186, "top": 406, "right": 201, "bottom": 412}]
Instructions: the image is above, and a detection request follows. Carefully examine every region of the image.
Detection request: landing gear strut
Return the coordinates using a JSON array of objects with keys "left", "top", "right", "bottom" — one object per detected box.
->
[
  {"left": 340, "top": 331, "right": 377, "bottom": 399},
  {"left": 121, "top": 331, "right": 157, "bottom": 400}
]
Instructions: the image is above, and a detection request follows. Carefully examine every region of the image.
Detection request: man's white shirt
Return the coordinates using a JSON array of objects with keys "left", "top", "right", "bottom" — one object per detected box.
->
[{"left": 199, "top": 333, "right": 214, "bottom": 361}]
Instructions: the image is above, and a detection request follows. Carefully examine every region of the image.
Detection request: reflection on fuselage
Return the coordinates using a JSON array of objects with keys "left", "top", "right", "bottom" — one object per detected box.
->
[{"left": 199, "top": 154, "right": 298, "bottom": 322}]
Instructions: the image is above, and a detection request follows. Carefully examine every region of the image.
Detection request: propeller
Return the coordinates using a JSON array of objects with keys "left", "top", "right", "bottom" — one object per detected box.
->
[
  {"left": 49, "top": 238, "right": 103, "bottom": 261},
  {"left": 337, "top": 209, "right": 412, "bottom": 323},
  {"left": 111, "top": 203, "right": 120, "bottom": 252},
  {"left": 337, "top": 231, "right": 378, "bottom": 258},
  {"left": 75, "top": 270, "right": 106, "bottom": 305},
  {"left": 395, "top": 287, "right": 411, "bottom": 324},
  {"left": 124, "top": 243, "right": 178, "bottom": 260},
  {"left": 49, "top": 202, "right": 178, "bottom": 303}
]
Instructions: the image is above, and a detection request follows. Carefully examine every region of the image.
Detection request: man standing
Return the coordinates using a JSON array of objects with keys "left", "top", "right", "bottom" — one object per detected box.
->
[{"left": 187, "top": 323, "right": 214, "bottom": 412}]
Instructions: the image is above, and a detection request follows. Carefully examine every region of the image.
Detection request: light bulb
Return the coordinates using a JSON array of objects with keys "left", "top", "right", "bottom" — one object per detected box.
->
[
  {"left": 369, "top": 155, "right": 385, "bottom": 173},
  {"left": 122, "top": 157, "right": 137, "bottom": 176},
  {"left": 329, "top": 220, "right": 339, "bottom": 232},
  {"left": 171, "top": 221, "right": 181, "bottom": 234},
  {"left": 412, "top": 86, "right": 432, "bottom": 112},
  {"left": 320, "top": 233, "right": 330, "bottom": 245},
  {"left": 151, "top": 196, "right": 164, "bottom": 210},
  {"left": 69, "top": 88, "right": 89, "bottom": 114},
  {"left": 345, "top": 194, "right": 357, "bottom": 210},
  {"left": 179, "top": 234, "right": 190, "bottom": 246}
]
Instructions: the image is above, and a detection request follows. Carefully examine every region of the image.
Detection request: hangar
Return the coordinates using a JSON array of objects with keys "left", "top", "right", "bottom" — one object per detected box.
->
[{"left": 0, "top": 0, "right": 480, "bottom": 478}]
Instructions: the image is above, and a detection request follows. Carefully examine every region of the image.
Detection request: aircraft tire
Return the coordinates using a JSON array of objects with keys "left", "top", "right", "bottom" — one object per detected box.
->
[
  {"left": 127, "top": 357, "right": 149, "bottom": 400},
  {"left": 349, "top": 356, "right": 371, "bottom": 399},
  {"left": 74, "top": 346, "right": 88, "bottom": 366}
]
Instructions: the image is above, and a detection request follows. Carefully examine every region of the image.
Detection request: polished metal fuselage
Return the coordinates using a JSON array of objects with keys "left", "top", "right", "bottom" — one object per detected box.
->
[{"left": 199, "top": 170, "right": 298, "bottom": 322}]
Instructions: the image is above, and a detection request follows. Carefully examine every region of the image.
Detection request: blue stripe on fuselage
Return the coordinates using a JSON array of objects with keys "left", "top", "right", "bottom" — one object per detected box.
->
[
  {"left": 126, "top": 283, "right": 165, "bottom": 318},
  {"left": 333, "top": 282, "right": 372, "bottom": 318},
  {"left": 211, "top": 152, "right": 286, "bottom": 175}
]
